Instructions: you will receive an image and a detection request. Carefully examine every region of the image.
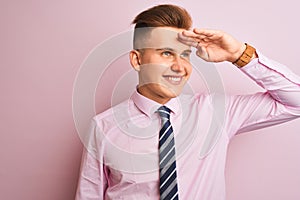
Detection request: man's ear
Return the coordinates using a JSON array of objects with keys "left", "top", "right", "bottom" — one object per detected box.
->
[{"left": 129, "top": 50, "right": 141, "bottom": 71}]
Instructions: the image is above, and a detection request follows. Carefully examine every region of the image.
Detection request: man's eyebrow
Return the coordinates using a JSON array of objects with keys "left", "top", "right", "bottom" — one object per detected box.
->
[
  {"left": 155, "top": 47, "right": 175, "bottom": 52},
  {"left": 183, "top": 49, "right": 192, "bottom": 53},
  {"left": 155, "top": 48, "right": 192, "bottom": 53}
]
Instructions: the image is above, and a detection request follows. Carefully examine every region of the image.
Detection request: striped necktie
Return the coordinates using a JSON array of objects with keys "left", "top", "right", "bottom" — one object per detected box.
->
[{"left": 157, "top": 106, "right": 179, "bottom": 200}]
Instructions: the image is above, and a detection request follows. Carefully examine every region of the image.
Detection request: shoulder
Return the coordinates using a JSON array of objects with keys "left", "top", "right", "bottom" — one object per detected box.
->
[
  {"left": 179, "top": 92, "right": 229, "bottom": 106},
  {"left": 92, "top": 99, "right": 133, "bottom": 131}
]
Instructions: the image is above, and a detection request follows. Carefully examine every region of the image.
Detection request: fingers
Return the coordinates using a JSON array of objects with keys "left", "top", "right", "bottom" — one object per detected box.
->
[
  {"left": 181, "top": 30, "right": 198, "bottom": 38},
  {"left": 194, "top": 28, "right": 214, "bottom": 36},
  {"left": 178, "top": 29, "right": 221, "bottom": 45},
  {"left": 178, "top": 31, "right": 206, "bottom": 47},
  {"left": 193, "top": 28, "right": 219, "bottom": 36},
  {"left": 182, "top": 30, "right": 208, "bottom": 40},
  {"left": 196, "top": 46, "right": 209, "bottom": 61},
  {"left": 178, "top": 31, "right": 199, "bottom": 47},
  {"left": 193, "top": 28, "right": 224, "bottom": 41}
]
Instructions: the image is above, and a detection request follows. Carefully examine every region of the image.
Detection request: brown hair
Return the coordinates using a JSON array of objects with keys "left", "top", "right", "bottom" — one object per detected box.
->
[
  {"left": 132, "top": 4, "right": 192, "bottom": 49},
  {"left": 132, "top": 4, "right": 192, "bottom": 29}
]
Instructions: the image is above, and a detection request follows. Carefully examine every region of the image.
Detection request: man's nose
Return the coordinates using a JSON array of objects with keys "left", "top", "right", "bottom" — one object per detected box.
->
[{"left": 171, "top": 56, "right": 185, "bottom": 72}]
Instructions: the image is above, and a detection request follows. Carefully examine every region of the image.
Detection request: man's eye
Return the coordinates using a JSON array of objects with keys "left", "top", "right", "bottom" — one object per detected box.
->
[
  {"left": 181, "top": 52, "right": 191, "bottom": 58},
  {"left": 162, "top": 51, "right": 172, "bottom": 57}
]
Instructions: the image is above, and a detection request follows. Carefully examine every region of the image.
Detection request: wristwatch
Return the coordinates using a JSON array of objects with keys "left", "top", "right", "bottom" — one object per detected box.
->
[{"left": 232, "top": 43, "right": 256, "bottom": 68}]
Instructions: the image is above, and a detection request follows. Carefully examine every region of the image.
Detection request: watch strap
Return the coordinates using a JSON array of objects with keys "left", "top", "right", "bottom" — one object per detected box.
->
[{"left": 232, "top": 43, "right": 256, "bottom": 68}]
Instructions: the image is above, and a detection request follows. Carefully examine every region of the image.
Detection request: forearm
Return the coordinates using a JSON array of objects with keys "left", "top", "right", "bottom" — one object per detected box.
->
[{"left": 240, "top": 51, "right": 300, "bottom": 107}]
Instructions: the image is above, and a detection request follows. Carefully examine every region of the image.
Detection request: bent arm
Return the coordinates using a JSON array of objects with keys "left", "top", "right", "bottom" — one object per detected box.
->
[
  {"left": 227, "top": 52, "right": 300, "bottom": 137},
  {"left": 241, "top": 51, "right": 300, "bottom": 107}
]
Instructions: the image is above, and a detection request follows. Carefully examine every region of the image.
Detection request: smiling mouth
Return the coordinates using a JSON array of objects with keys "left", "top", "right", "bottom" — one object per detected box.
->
[{"left": 163, "top": 75, "right": 184, "bottom": 85}]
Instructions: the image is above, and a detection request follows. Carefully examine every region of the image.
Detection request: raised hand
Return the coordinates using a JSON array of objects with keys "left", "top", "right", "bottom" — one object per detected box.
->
[{"left": 178, "top": 28, "right": 246, "bottom": 63}]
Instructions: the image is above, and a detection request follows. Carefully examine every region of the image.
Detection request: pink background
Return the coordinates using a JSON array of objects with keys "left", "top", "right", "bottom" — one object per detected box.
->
[{"left": 1, "top": 0, "right": 299, "bottom": 199}]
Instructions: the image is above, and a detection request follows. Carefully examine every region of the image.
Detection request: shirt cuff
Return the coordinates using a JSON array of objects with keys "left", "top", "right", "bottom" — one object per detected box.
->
[{"left": 240, "top": 50, "right": 300, "bottom": 86}]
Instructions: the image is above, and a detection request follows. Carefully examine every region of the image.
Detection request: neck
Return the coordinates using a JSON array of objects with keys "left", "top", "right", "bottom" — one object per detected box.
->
[{"left": 137, "top": 87, "right": 171, "bottom": 105}]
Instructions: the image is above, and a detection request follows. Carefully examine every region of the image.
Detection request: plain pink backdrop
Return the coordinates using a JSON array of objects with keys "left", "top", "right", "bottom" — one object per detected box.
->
[{"left": 1, "top": 0, "right": 299, "bottom": 200}]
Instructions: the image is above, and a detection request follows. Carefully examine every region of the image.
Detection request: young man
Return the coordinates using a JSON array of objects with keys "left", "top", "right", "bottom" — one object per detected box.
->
[{"left": 76, "top": 4, "right": 300, "bottom": 200}]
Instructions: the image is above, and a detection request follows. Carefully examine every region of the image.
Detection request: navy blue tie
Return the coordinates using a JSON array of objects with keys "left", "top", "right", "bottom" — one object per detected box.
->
[{"left": 157, "top": 106, "right": 179, "bottom": 200}]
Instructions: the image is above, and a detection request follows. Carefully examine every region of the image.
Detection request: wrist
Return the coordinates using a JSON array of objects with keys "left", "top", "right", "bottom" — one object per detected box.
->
[
  {"left": 232, "top": 43, "right": 256, "bottom": 68},
  {"left": 230, "top": 43, "right": 246, "bottom": 63}
]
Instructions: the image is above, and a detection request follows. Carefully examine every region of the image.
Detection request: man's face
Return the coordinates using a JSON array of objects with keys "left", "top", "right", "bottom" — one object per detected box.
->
[{"left": 132, "top": 27, "right": 192, "bottom": 104}]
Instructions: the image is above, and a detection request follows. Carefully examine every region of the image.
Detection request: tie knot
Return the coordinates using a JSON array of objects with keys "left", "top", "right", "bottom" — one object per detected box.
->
[{"left": 157, "top": 106, "right": 171, "bottom": 120}]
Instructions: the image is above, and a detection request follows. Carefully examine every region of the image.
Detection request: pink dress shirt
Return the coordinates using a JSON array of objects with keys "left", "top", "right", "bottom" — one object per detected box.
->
[{"left": 75, "top": 52, "right": 300, "bottom": 200}]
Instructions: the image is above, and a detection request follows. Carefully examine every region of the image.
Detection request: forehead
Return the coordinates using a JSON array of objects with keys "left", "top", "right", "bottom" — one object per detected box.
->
[{"left": 134, "top": 27, "right": 190, "bottom": 51}]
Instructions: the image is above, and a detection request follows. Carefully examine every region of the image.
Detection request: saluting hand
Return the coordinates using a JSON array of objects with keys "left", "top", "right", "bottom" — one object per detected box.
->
[{"left": 178, "top": 28, "right": 246, "bottom": 63}]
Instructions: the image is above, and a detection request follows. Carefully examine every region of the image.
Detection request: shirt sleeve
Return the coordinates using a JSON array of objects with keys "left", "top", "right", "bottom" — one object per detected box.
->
[
  {"left": 75, "top": 120, "right": 108, "bottom": 200},
  {"left": 226, "top": 51, "right": 300, "bottom": 138}
]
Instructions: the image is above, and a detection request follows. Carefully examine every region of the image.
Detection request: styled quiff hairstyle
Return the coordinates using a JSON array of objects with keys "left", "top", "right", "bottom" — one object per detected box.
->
[
  {"left": 132, "top": 4, "right": 192, "bottom": 29},
  {"left": 132, "top": 4, "right": 192, "bottom": 49}
]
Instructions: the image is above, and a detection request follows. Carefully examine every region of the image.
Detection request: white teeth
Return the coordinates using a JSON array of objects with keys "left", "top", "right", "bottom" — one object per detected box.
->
[{"left": 168, "top": 77, "right": 181, "bottom": 82}]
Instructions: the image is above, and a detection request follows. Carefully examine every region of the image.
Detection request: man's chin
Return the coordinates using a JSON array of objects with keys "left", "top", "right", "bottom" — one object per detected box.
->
[{"left": 165, "top": 88, "right": 183, "bottom": 98}]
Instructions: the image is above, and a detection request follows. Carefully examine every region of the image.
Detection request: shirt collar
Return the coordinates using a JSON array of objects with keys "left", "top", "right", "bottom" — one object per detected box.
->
[{"left": 130, "top": 89, "right": 181, "bottom": 118}]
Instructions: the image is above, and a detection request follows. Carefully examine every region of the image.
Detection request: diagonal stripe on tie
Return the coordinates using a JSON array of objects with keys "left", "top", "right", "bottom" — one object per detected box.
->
[
  {"left": 157, "top": 106, "right": 179, "bottom": 200},
  {"left": 159, "top": 123, "right": 172, "bottom": 146},
  {"left": 160, "top": 165, "right": 177, "bottom": 191},
  {"left": 160, "top": 161, "right": 176, "bottom": 184},
  {"left": 163, "top": 183, "right": 179, "bottom": 200},
  {"left": 159, "top": 137, "right": 175, "bottom": 162},
  {"left": 160, "top": 145, "right": 176, "bottom": 169},
  {"left": 160, "top": 167, "right": 177, "bottom": 197}
]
